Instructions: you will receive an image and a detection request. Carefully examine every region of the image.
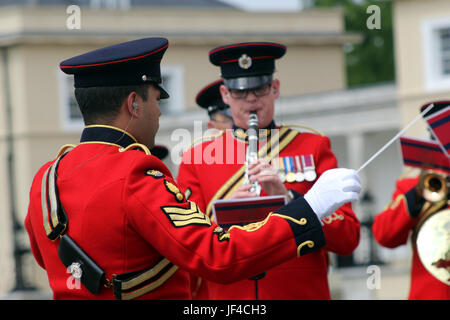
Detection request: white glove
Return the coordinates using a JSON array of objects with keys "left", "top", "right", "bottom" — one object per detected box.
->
[{"left": 304, "top": 168, "right": 361, "bottom": 220}]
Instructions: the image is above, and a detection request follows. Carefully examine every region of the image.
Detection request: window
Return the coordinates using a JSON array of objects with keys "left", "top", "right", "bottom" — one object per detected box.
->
[
  {"left": 422, "top": 17, "right": 450, "bottom": 91},
  {"left": 58, "top": 70, "right": 84, "bottom": 131},
  {"left": 439, "top": 28, "right": 450, "bottom": 75},
  {"left": 158, "top": 65, "right": 185, "bottom": 115},
  {"left": 89, "top": 0, "right": 130, "bottom": 10}
]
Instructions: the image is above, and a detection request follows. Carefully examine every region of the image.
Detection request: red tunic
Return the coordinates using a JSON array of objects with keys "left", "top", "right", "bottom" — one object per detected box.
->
[
  {"left": 24, "top": 125, "right": 326, "bottom": 300},
  {"left": 372, "top": 177, "right": 450, "bottom": 300},
  {"left": 177, "top": 126, "right": 360, "bottom": 299}
]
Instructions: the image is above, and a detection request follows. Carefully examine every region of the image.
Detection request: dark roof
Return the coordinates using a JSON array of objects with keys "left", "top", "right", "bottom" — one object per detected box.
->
[{"left": 0, "top": 0, "right": 234, "bottom": 8}]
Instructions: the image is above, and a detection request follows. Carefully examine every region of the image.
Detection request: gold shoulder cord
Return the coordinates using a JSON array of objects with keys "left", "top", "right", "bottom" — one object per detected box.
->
[
  {"left": 282, "top": 124, "right": 324, "bottom": 136},
  {"left": 119, "top": 143, "right": 151, "bottom": 155},
  {"left": 56, "top": 144, "right": 77, "bottom": 158}
]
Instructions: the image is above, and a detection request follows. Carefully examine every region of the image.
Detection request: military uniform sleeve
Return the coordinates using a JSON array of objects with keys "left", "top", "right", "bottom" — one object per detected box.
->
[
  {"left": 314, "top": 136, "right": 361, "bottom": 255},
  {"left": 372, "top": 178, "right": 421, "bottom": 248},
  {"left": 24, "top": 168, "right": 49, "bottom": 270},
  {"left": 123, "top": 156, "right": 326, "bottom": 284},
  {"left": 25, "top": 212, "right": 45, "bottom": 270}
]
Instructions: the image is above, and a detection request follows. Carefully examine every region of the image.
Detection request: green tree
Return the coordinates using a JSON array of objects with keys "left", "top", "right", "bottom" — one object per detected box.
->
[{"left": 314, "top": 0, "right": 395, "bottom": 87}]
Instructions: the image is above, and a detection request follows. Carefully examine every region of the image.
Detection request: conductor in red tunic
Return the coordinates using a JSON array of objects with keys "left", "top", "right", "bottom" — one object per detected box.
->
[
  {"left": 177, "top": 42, "right": 361, "bottom": 300},
  {"left": 24, "top": 37, "right": 361, "bottom": 300}
]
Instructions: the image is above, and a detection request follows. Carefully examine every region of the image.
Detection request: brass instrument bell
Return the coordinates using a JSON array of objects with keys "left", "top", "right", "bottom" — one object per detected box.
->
[
  {"left": 417, "top": 171, "right": 449, "bottom": 203},
  {"left": 415, "top": 170, "right": 449, "bottom": 285}
]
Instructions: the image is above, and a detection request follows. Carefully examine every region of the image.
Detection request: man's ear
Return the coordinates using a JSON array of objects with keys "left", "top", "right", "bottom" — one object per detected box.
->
[
  {"left": 271, "top": 79, "right": 280, "bottom": 99},
  {"left": 126, "top": 92, "right": 139, "bottom": 116},
  {"left": 219, "top": 84, "right": 230, "bottom": 104}
]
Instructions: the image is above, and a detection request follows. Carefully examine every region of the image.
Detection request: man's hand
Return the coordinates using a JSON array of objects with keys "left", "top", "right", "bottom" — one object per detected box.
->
[
  {"left": 304, "top": 168, "right": 361, "bottom": 220},
  {"left": 248, "top": 159, "right": 288, "bottom": 197},
  {"left": 228, "top": 184, "right": 258, "bottom": 199}
]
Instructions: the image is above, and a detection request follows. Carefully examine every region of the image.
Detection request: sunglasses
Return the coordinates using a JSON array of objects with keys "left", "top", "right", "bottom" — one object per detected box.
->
[{"left": 228, "top": 83, "right": 272, "bottom": 99}]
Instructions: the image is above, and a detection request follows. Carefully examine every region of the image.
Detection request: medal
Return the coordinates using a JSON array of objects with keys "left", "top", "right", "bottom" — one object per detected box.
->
[
  {"left": 294, "top": 155, "right": 305, "bottom": 182},
  {"left": 304, "top": 170, "right": 316, "bottom": 182},
  {"left": 283, "top": 157, "right": 296, "bottom": 183},
  {"left": 301, "top": 154, "right": 317, "bottom": 182},
  {"left": 287, "top": 157, "right": 297, "bottom": 183},
  {"left": 286, "top": 172, "right": 296, "bottom": 183}
]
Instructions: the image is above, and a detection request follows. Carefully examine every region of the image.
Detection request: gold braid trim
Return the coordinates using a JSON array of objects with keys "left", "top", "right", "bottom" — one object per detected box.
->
[
  {"left": 282, "top": 124, "right": 324, "bottom": 136},
  {"left": 322, "top": 212, "right": 344, "bottom": 225},
  {"left": 227, "top": 213, "right": 307, "bottom": 233},
  {"left": 119, "top": 143, "right": 151, "bottom": 155},
  {"left": 56, "top": 144, "right": 76, "bottom": 158},
  {"left": 297, "top": 241, "right": 315, "bottom": 257}
]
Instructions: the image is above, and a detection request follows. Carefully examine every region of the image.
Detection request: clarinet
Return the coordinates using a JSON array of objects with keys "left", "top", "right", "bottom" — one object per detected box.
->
[{"left": 245, "top": 111, "right": 261, "bottom": 196}]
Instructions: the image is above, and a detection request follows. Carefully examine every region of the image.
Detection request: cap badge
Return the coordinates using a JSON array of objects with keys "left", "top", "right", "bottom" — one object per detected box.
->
[
  {"left": 142, "top": 75, "right": 148, "bottom": 82},
  {"left": 238, "top": 54, "right": 252, "bottom": 69}
]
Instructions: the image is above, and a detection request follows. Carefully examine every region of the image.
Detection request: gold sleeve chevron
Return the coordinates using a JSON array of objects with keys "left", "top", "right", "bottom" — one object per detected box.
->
[{"left": 161, "top": 201, "right": 211, "bottom": 228}]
